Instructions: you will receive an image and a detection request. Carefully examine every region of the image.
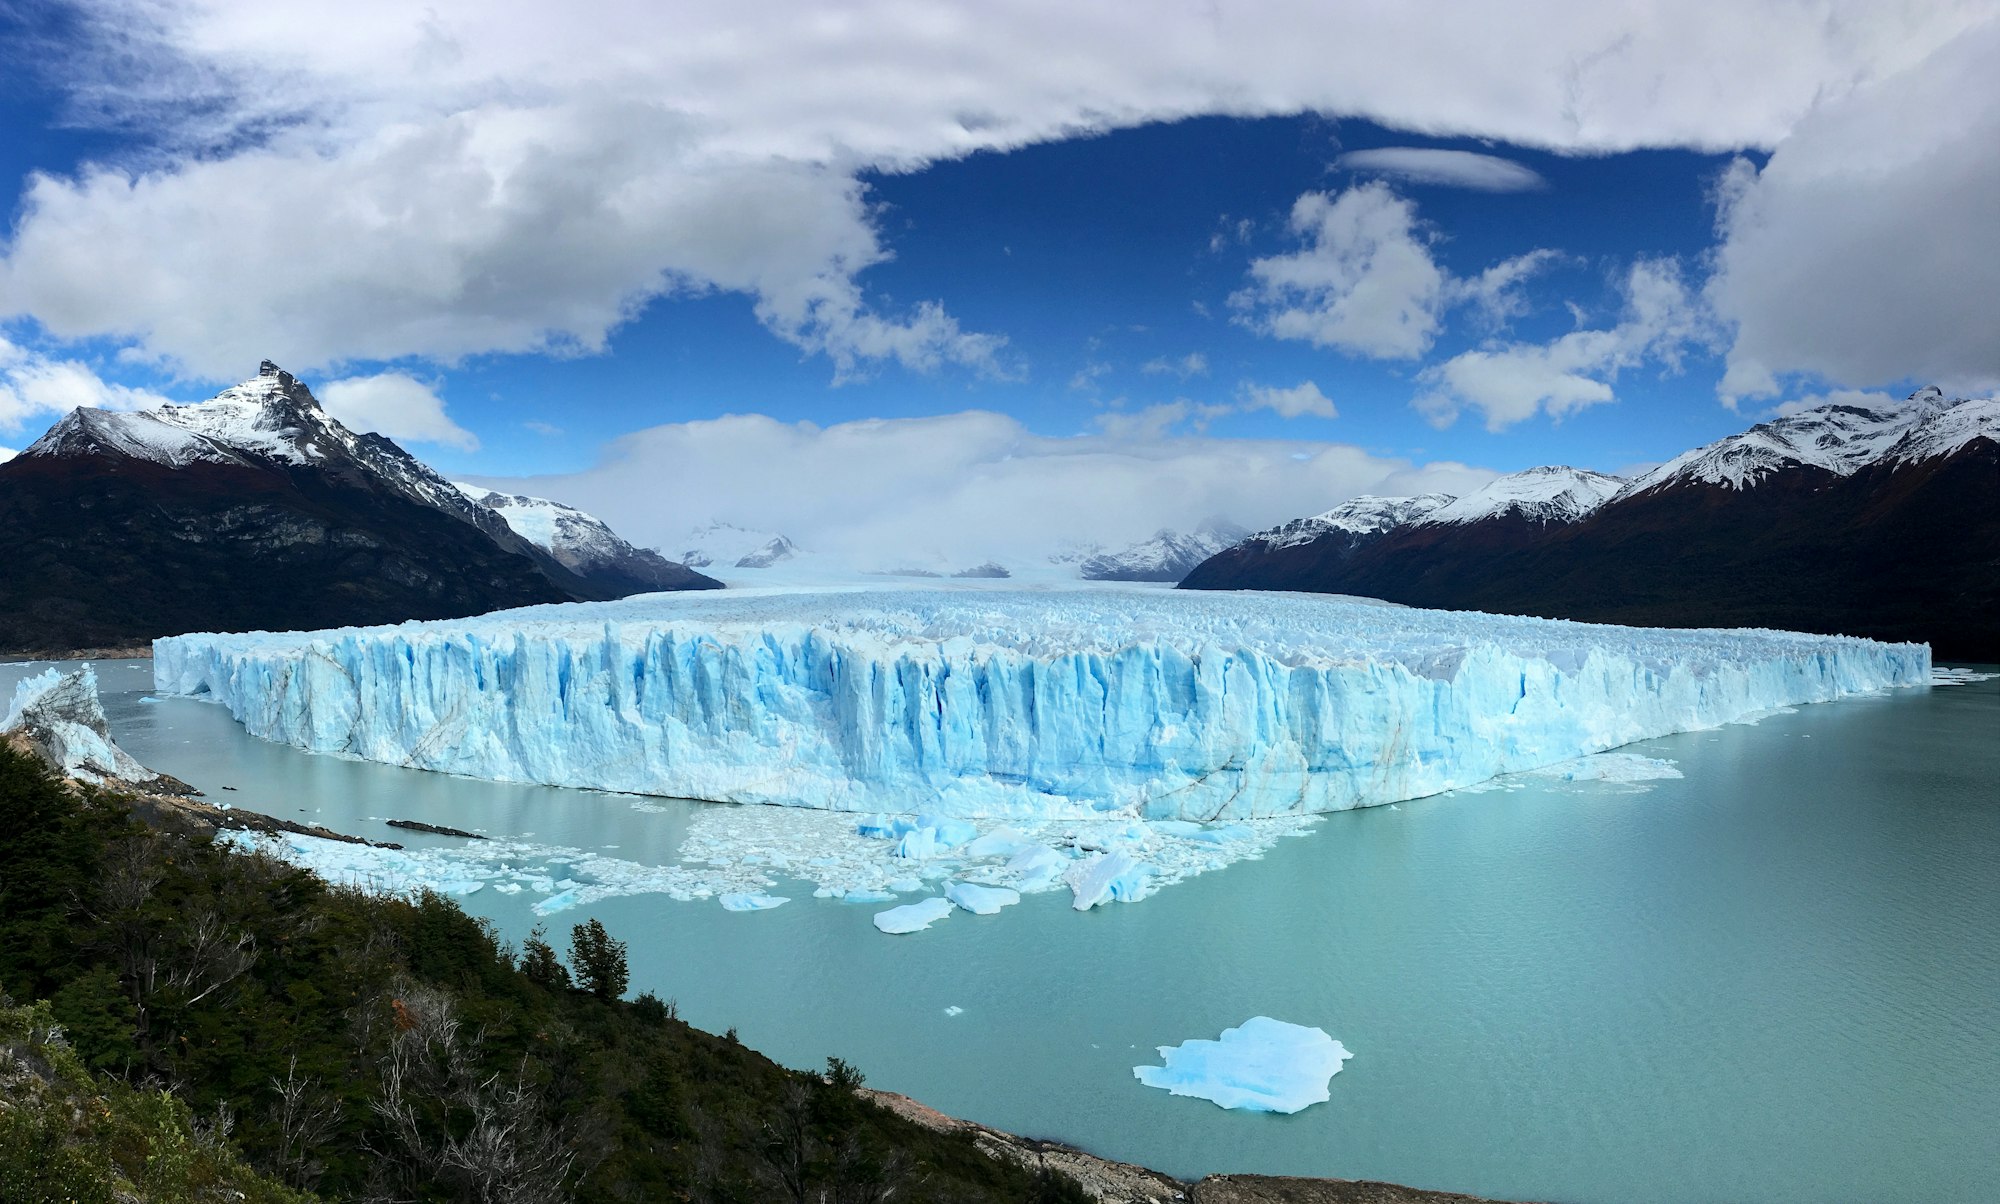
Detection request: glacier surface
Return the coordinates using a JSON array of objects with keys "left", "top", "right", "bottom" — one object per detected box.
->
[
  {"left": 154, "top": 587, "right": 1927, "bottom": 822},
  {"left": 1134, "top": 1017, "right": 1353, "bottom": 1113}
]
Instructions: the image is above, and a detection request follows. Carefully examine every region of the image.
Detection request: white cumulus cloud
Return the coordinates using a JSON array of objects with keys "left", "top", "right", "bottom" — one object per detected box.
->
[
  {"left": 0, "top": 0, "right": 1981, "bottom": 382},
  {"left": 1232, "top": 184, "right": 1449, "bottom": 359},
  {"left": 0, "top": 335, "right": 172, "bottom": 438},
  {"left": 1415, "top": 258, "right": 1712, "bottom": 430},
  {"left": 469, "top": 410, "right": 1495, "bottom": 569},
  {"left": 1709, "top": 17, "right": 2000, "bottom": 403},
  {"left": 1240, "top": 380, "right": 1337, "bottom": 420},
  {"left": 318, "top": 372, "right": 479, "bottom": 451}
]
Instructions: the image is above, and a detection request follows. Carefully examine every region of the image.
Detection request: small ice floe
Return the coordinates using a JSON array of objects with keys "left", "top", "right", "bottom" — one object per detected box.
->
[
  {"left": 1528, "top": 752, "right": 1683, "bottom": 784},
  {"left": 1133, "top": 1017, "right": 1352, "bottom": 1114},
  {"left": 944, "top": 1005, "right": 964, "bottom": 1017},
  {"left": 1068, "top": 851, "right": 1150, "bottom": 910},
  {"left": 1931, "top": 667, "right": 1999, "bottom": 686},
  {"left": 873, "top": 897, "right": 955, "bottom": 934},
  {"left": 719, "top": 892, "right": 790, "bottom": 912},
  {"left": 945, "top": 882, "right": 1020, "bottom": 915}
]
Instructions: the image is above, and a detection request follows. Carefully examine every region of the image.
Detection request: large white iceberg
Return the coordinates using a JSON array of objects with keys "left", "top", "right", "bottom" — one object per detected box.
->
[
  {"left": 1134, "top": 1016, "right": 1353, "bottom": 1113},
  {"left": 153, "top": 587, "right": 1927, "bottom": 821}
]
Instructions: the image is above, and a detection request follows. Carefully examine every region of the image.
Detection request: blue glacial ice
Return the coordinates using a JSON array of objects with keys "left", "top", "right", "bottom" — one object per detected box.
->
[
  {"left": 719, "top": 892, "right": 790, "bottom": 912},
  {"left": 151, "top": 587, "right": 1928, "bottom": 823},
  {"left": 874, "top": 897, "right": 955, "bottom": 934},
  {"left": 1134, "top": 1017, "right": 1353, "bottom": 1114},
  {"left": 945, "top": 882, "right": 1020, "bottom": 914}
]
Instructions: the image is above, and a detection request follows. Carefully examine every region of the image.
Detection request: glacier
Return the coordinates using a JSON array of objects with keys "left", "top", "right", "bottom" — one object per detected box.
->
[{"left": 153, "top": 587, "right": 1927, "bottom": 823}]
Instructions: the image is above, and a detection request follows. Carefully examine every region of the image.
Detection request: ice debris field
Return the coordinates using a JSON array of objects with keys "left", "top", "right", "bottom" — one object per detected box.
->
[
  {"left": 1135, "top": 1017, "right": 1354, "bottom": 1114},
  {"left": 154, "top": 587, "right": 1928, "bottom": 822},
  {"left": 218, "top": 797, "right": 1323, "bottom": 934}
]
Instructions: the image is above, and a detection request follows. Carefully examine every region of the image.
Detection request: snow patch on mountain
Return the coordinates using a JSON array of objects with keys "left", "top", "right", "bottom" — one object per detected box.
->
[
  {"left": 456, "top": 484, "right": 684, "bottom": 585},
  {"left": 1886, "top": 396, "right": 2000, "bottom": 465},
  {"left": 1239, "top": 494, "right": 1457, "bottom": 552},
  {"left": 1079, "top": 520, "right": 1251, "bottom": 581},
  {"left": 22, "top": 407, "right": 246, "bottom": 469},
  {"left": 1624, "top": 387, "right": 1977, "bottom": 494},
  {"left": 1421, "top": 466, "right": 1626, "bottom": 526}
]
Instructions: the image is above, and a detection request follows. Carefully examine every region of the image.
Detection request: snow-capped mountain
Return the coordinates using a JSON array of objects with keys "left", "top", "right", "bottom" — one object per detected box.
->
[
  {"left": 1885, "top": 396, "right": 2000, "bottom": 466},
  {"left": 1622, "top": 386, "right": 1961, "bottom": 495},
  {"left": 1183, "top": 387, "right": 2000, "bottom": 659},
  {"left": 674, "top": 521, "right": 801, "bottom": 571},
  {"left": 0, "top": 361, "right": 717, "bottom": 652},
  {"left": 455, "top": 485, "right": 701, "bottom": 596},
  {"left": 1078, "top": 520, "right": 1251, "bottom": 582},
  {"left": 1420, "top": 467, "right": 1626, "bottom": 526},
  {"left": 26, "top": 362, "right": 514, "bottom": 536},
  {"left": 1244, "top": 494, "right": 1457, "bottom": 553}
]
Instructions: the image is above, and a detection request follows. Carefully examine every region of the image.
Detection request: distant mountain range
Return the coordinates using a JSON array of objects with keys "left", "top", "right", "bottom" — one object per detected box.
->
[
  {"left": 1075, "top": 519, "right": 1251, "bottom": 582},
  {"left": 1184, "top": 388, "right": 2000, "bottom": 659},
  {"left": 673, "top": 521, "right": 803, "bottom": 571},
  {"left": 0, "top": 362, "right": 717, "bottom": 652}
]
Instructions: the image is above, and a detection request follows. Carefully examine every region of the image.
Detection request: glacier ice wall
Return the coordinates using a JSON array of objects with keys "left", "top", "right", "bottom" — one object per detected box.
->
[{"left": 153, "top": 588, "right": 1929, "bottom": 821}]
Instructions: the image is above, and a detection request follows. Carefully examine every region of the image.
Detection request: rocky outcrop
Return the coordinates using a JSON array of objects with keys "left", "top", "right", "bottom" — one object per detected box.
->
[{"left": 858, "top": 1088, "right": 1514, "bottom": 1204}]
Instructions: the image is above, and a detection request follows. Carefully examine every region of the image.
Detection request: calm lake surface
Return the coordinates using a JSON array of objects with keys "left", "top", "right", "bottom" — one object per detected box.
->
[{"left": 10, "top": 658, "right": 1997, "bottom": 1203}]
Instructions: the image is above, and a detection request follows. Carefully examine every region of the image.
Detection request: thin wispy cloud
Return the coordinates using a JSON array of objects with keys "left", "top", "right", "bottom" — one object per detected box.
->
[{"left": 1335, "top": 148, "right": 1546, "bottom": 192}]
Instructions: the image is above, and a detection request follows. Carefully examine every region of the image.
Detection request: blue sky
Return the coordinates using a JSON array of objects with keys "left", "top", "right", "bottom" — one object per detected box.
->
[{"left": 1, "top": 1, "right": 1995, "bottom": 563}]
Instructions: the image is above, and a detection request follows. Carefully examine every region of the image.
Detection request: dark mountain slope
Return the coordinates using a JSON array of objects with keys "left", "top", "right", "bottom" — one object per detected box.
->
[
  {"left": 1183, "top": 395, "right": 1999, "bottom": 659},
  {"left": 0, "top": 362, "right": 718, "bottom": 653}
]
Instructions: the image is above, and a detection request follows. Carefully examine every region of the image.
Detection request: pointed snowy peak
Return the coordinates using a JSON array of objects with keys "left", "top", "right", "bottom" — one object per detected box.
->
[
  {"left": 149, "top": 361, "right": 358, "bottom": 466},
  {"left": 1885, "top": 395, "right": 2000, "bottom": 465},
  {"left": 455, "top": 484, "right": 713, "bottom": 593},
  {"left": 1624, "top": 386, "right": 1980, "bottom": 495},
  {"left": 1421, "top": 466, "right": 1625, "bottom": 526}
]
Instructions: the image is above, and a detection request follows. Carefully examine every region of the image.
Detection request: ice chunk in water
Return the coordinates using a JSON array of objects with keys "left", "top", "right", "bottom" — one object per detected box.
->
[
  {"left": 873, "top": 897, "right": 955, "bottom": 934},
  {"left": 1134, "top": 1016, "right": 1352, "bottom": 1113},
  {"left": 1069, "top": 851, "right": 1149, "bottom": 910},
  {"left": 945, "top": 882, "right": 1020, "bottom": 915}
]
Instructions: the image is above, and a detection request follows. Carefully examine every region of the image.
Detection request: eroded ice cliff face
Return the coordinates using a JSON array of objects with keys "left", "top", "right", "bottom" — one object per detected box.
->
[
  {"left": 3, "top": 667, "right": 193, "bottom": 794},
  {"left": 153, "top": 589, "right": 1927, "bottom": 821}
]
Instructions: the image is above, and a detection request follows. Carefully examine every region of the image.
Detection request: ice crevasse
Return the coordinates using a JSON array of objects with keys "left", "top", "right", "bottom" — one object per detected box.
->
[{"left": 152, "top": 588, "right": 1928, "bottom": 822}]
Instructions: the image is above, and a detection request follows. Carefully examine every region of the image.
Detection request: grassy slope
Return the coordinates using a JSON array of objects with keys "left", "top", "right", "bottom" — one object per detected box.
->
[{"left": 0, "top": 744, "right": 1088, "bottom": 1204}]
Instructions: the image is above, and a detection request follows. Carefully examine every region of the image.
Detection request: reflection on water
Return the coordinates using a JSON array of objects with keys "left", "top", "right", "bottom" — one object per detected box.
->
[{"left": 6, "top": 658, "right": 1997, "bottom": 1204}]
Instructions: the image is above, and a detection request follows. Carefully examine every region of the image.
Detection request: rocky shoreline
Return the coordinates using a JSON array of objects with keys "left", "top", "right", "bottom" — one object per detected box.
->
[{"left": 860, "top": 1087, "right": 1515, "bottom": 1203}]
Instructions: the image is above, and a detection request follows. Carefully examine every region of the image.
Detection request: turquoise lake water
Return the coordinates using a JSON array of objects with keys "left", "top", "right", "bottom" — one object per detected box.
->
[{"left": 8, "top": 658, "right": 1997, "bottom": 1203}]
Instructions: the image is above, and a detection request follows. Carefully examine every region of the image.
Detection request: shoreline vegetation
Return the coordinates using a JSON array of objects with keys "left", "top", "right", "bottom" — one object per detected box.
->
[{"left": 0, "top": 725, "right": 1511, "bottom": 1204}]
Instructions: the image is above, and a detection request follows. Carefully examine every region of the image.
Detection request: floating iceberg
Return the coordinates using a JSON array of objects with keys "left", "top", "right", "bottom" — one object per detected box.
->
[
  {"left": 1068, "top": 851, "right": 1148, "bottom": 910},
  {"left": 874, "top": 897, "right": 955, "bottom": 934},
  {"left": 154, "top": 587, "right": 1927, "bottom": 822},
  {"left": 945, "top": 882, "right": 1020, "bottom": 915},
  {"left": 719, "top": 892, "right": 790, "bottom": 912},
  {"left": 1134, "top": 1017, "right": 1353, "bottom": 1114}
]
